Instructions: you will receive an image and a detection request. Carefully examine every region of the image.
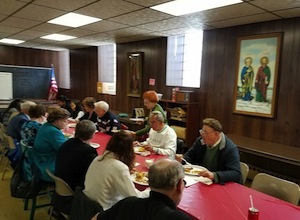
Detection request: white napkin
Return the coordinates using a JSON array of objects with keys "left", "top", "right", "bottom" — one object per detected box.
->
[{"left": 184, "top": 175, "right": 213, "bottom": 187}]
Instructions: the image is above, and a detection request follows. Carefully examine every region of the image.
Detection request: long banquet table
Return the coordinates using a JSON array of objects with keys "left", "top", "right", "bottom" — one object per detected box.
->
[{"left": 85, "top": 131, "right": 300, "bottom": 220}]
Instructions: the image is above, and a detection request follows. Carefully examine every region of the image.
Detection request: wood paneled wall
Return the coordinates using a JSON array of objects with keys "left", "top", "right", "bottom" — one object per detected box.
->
[
  {"left": 1, "top": 17, "right": 300, "bottom": 148},
  {"left": 0, "top": 45, "right": 60, "bottom": 70},
  {"left": 200, "top": 17, "right": 300, "bottom": 148}
]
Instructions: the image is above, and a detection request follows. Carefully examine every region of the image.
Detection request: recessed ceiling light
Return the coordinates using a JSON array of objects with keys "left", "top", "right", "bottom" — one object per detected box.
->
[
  {"left": 0, "top": 38, "right": 25, "bottom": 45},
  {"left": 151, "top": 0, "right": 243, "bottom": 16},
  {"left": 41, "top": 34, "right": 76, "bottom": 41},
  {"left": 47, "top": 12, "right": 101, "bottom": 28}
]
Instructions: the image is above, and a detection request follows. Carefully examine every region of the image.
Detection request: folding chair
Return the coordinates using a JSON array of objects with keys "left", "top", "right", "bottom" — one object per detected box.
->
[
  {"left": 240, "top": 162, "right": 249, "bottom": 185},
  {"left": 46, "top": 169, "right": 74, "bottom": 219},
  {"left": 251, "top": 173, "right": 300, "bottom": 205}
]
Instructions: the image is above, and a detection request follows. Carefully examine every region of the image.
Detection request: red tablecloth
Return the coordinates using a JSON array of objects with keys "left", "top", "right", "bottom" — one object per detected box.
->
[
  {"left": 67, "top": 128, "right": 300, "bottom": 220},
  {"left": 178, "top": 182, "right": 300, "bottom": 220}
]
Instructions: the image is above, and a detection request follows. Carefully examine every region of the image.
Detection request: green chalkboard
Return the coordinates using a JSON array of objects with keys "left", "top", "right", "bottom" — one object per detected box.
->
[{"left": 0, "top": 65, "right": 51, "bottom": 99}]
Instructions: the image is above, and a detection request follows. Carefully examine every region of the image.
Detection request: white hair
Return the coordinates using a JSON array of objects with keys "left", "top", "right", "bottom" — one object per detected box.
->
[
  {"left": 94, "top": 101, "right": 109, "bottom": 112},
  {"left": 20, "top": 101, "right": 36, "bottom": 110}
]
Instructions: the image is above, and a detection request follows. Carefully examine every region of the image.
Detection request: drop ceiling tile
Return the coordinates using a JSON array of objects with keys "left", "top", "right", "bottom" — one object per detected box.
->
[
  {"left": 8, "top": 33, "right": 36, "bottom": 41},
  {"left": 125, "top": 0, "right": 171, "bottom": 7},
  {"left": 59, "top": 28, "right": 97, "bottom": 38},
  {"left": 182, "top": 2, "right": 266, "bottom": 23},
  {"left": 0, "top": 25, "right": 23, "bottom": 34},
  {"left": 75, "top": 0, "right": 143, "bottom": 19},
  {"left": 109, "top": 8, "right": 173, "bottom": 26},
  {"left": 0, "top": 14, "right": 7, "bottom": 20},
  {"left": 32, "top": 23, "right": 71, "bottom": 33},
  {"left": 13, "top": 4, "right": 65, "bottom": 22},
  {"left": 160, "top": 27, "right": 192, "bottom": 36},
  {"left": 17, "top": 41, "right": 44, "bottom": 48},
  {"left": 273, "top": 8, "right": 300, "bottom": 18},
  {"left": 17, "top": 29, "right": 49, "bottom": 38},
  {"left": 0, "top": 16, "right": 40, "bottom": 29},
  {"left": 250, "top": 0, "right": 300, "bottom": 11},
  {"left": 81, "top": 20, "right": 128, "bottom": 33},
  {"left": 108, "top": 27, "right": 153, "bottom": 37},
  {"left": 79, "top": 33, "right": 112, "bottom": 42},
  {"left": 0, "top": 0, "right": 27, "bottom": 15},
  {"left": 32, "top": 0, "right": 96, "bottom": 11},
  {"left": 208, "top": 12, "right": 280, "bottom": 28},
  {"left": 137, "top": 17, "right": 187, "bottom": 31}
]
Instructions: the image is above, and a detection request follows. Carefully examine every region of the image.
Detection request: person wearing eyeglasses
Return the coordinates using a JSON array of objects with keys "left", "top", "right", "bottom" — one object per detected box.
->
[{"left": 176, "top": 118, "right": 242, "bottom": 184}]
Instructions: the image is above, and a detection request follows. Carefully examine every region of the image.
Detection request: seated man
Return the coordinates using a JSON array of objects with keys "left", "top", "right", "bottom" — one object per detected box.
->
[
  {"left": 94, "top": 101, "right": 120, "bottom": 135},
  {"left": 176, "top": 118, "right": 242, "bottom": 184},
  {"left": 55, "top": 120, "right": 98, "bottom": 190},
  {"left": 134, "top": 111, "right": 177, "bottom": 157},
  {"left": 92, "top": 158, "right": 191, "bottom": 220}
]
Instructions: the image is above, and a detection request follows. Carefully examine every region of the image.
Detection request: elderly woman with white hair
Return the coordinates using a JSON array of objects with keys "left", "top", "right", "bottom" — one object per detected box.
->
[{"left": 94, "top": 101, "right": 120, "bottom": 135}]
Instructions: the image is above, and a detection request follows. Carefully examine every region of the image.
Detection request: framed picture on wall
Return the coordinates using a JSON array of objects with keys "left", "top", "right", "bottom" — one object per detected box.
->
[
  {"left": 127, "top": 52, "right": 143, "bottom": 97},
  {"left": 233, "top": 33, "right": 282, "bottom": 118}
]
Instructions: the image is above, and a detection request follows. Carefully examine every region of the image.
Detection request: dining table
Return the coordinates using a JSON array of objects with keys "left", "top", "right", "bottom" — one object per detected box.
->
[{"left": 67, "top": 127, "right": 300, "bottom": 220}]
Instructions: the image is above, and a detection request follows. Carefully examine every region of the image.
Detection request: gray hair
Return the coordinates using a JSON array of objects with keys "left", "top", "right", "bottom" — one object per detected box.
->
[
  {"left": 94, "top": 101, "right": 109, "bottom": 112},
  {"left": 75, "top": 120, "right": 96, "bottom": 141},
  {"left": 203, "top": 118, "right": 223, "bottom": 132},
  {"left": 20, "top": 101, "right": 36, "bottom": 111},
  {"left": 149, "top": 110, "right": 164, "bottom": 123},
  {"left": 148, "top": 159, "right": 184, "bottom": 190}
]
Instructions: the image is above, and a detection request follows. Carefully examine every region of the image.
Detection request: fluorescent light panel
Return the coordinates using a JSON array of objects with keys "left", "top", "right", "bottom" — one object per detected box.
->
[
  {"left": 48, "top": 12, "right": 101, "bottom": 28},
  {"left": 151, "top": 0, "right": 243, "bottom": 16},
  {"left": 41, "top": 34, "right": 76, "bottom": 41},
  {"left": 0, "top": 38, "right": 25, "bottom": 45}
]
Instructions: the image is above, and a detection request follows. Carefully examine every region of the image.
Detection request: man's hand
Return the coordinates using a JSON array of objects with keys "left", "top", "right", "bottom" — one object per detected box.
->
[{"left": 199, "top": 170, "right": 214, "bottom": 181}]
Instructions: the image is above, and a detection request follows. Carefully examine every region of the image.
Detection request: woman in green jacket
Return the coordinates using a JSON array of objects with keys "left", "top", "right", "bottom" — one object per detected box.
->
[{"left": 133, "top": 90, "right": 167, "bottom": 139}]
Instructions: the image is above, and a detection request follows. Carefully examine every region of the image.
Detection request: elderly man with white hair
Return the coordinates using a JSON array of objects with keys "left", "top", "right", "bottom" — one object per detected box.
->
[{"left": 94, "top": 101, "right": 120, "bottom": 135}]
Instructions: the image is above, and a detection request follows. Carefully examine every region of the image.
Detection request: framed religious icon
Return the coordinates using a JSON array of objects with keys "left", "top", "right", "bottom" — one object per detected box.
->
[
  {"left": 127, "top": 52, "right": 143, "bottom": 97},
  {"left": 233, "top": 33, "right": 282, "bottom": 118}
]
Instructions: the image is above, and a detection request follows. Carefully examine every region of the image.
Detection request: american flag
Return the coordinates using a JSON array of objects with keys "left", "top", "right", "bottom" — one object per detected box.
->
[{"left": 47, "top": 66, "right": 58, "bottom": 101}]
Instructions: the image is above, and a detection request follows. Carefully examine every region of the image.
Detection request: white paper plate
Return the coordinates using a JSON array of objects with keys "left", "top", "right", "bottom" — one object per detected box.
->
[
  {"left": 68, "top": 123, "right": 77, "bottom": 128},
  {"left": 131, "top": 171, "right": 149, "bottom": 186},
  {"left": 133, "top": 147, "right": 150, "bottom": 156},
  {"left": 63, "top": 133, "right": 74, "bottom": 138},
  {"left": 183, "top": 165, "right": 207, "bottom": 176},
  {"left": 90, "top": 143, "right": 100, "bottom": 148}
]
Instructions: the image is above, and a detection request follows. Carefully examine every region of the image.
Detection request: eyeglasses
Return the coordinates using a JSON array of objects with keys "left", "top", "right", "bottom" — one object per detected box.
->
[
  {"left": 183, "top": 179, "right": 187, "bottom": 186},
  {"left": 199, "top": 129, "right": 215, "bottom": 136}
]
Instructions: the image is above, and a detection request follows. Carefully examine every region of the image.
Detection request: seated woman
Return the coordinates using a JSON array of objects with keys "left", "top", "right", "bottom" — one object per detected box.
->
[
  {"left": 131, "top": 91, "right": 167, "bottom": 140},
  {"left": 55, "top": 120, "right": 97, "bottom": 190},
  {"left": 80, "top": 97, "right": 97, "bottom": 123},
  {"left": 20, "top": 104, "right": 47, "bottom": 149},
  {"left": 1, "top": 99, "right": 22, "bottom": 127},
  {"left": 84, "top": 131, "right": 149, "bottom": 210},
  {"left": 68, "top": 99, "right": 84, "bottom": 122},
  {"left": 20, "top": 104, "right": 46, "bottom": 181},
  {"left": 32, "top": 108, "right": 70, "bottom": 182},
  {"left": 57, "top": 95, "right": 72, "bottom": 114}
]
